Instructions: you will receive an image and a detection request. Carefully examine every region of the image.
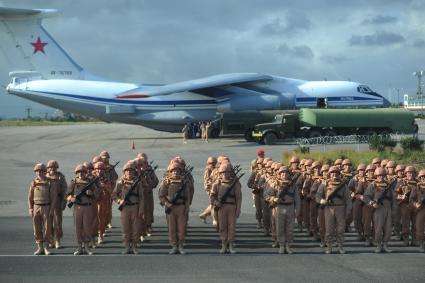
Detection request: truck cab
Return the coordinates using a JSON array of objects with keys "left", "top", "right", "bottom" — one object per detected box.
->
[{"left": 252, "top": 113, "right": 297, "bottom": 145}]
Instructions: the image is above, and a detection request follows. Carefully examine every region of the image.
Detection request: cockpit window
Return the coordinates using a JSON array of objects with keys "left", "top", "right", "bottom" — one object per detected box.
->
[{"left": 357, "top": 85, "right": 373, "bottom": 94}]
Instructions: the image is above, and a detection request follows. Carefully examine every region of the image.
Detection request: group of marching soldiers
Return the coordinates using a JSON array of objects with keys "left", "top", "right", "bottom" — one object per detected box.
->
[
  {"left": 28, "top": 151, "right": 158, "bottom": 256},
  {"left": 247, "top": 150, "right": 425, "bottom": 254},
  {"left": 27, "top": 149, "right": 425, "bottom": 255},
  {"left": 28, "top": 151, "right": 243, "bottom": 255}
]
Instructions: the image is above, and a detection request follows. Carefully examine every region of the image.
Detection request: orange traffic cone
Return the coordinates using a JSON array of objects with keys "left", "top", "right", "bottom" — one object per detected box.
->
[{"left": 131, "top": 141, "right": 135, "bottom": 150}]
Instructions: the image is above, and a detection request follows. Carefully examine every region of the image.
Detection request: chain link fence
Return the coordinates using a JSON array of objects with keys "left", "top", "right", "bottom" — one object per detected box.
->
[{"left": 295, "top": 133, "right": 409, "bottom": 146}]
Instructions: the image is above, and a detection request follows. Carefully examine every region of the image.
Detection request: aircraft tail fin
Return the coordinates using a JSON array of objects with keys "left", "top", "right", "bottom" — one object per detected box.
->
[{"left": 0, "top": 7, "right": 99, "bottom": 80}]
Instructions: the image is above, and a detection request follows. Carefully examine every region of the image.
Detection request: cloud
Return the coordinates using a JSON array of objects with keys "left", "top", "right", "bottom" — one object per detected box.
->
[
  {"left": 260, "top": 12, "right": 311, "bottom": 36},
  {"left": 413, "top": 39, "right": 425, "bottom": 48},
  {"left": 362, "top": 15, "right": 398, "bottom": 25},
  {"left": 277, "top": 44, "right": 314, "bottom": 60},
  {"left": 320, "top": 54, "right": 348, "bottom": 64},
  {"left": 349, "top": 31, "right": 405, "bottom": 46}
]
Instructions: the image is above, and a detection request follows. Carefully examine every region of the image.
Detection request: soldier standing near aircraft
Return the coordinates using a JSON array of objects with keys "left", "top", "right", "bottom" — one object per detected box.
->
[
  {"left": 182, "top": 123, "right": 190, "bottom": 144},
  {"left": 159, "top": 160, "right": 190, "bottom": 255},
  {"left": 67, "top": 164, "right": 98, "bottom": 255},
  {"left": 410, "top": 169, "right": 425, "bottom": 252},
  {"left": 316, "top": 166, "right": 351, "bottom": 254},
  {"left": 205, "top": 121, "right": 212, "bottom": 143},
  {"left": 210, "top": 162, "right": 242, "bottom": 254},
  {"left": 46, "top": 160, "right": 67, "bottom": 249},
  {"left": 265, "top": 166, "right": 300, "bottom": 254},
  {"left": 28, "top": 163, "right": 56, "bottom": 255},
  {"left": 112, "top": 163, "right": 144, "bottom": 254},
  {"left": 364, "top": 167, "right": 393, "bottom": 253}
]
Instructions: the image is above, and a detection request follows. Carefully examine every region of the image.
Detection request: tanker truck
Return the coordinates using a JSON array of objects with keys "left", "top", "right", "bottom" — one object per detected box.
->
[{"left": 252, "top": 108, "right": 417, "bottom": 145}]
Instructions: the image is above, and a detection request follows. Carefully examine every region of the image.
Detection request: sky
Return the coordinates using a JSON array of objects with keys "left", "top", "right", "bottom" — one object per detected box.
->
[{"left": 0, "top": 0, "right": 424, "bottom": 118}]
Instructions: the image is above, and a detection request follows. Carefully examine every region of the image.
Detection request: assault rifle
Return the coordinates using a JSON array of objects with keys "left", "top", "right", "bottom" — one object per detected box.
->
[
  {"left": 215, "top": 172, "right": 245, "bottom": 211},
  {"left": 375, "top": 179, "right": 397, "bottom": 206},
  {"left": 68, "top": 161, "right": 120, "bottom": 208},
  {"left": 165, "top": 166, "right": 194, "bottom": 214},
  {"left": 277, "top": 172, "right": 301, "bottom": 201},
  {"left": 318, "top": 178, "right": 349, "bottom": 209},
  {"left": 118, "top": 165, "right": 158, "bottom": 211}
]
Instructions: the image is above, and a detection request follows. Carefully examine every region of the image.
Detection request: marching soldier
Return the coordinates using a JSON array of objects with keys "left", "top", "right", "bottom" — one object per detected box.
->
[
  {"left": 159, "top": 160, "right": 190, "bottom": 254},
  {"left": 258, "top": 160, "right": 274, "bottom": 236},
  {"left": 317, "top": 164, "right": 330, "bottom": 247},
  {"left": 371, "top": 157, "right": 381, "bottom": 168},
  {"left": 341, "top": 159, "right": 354, "bottom": 232},
  {"left": 28, "top": 163, "right": 56, "bottom": 255},
  {"left": 247, "top": 158, "right": 264, "bottom": 228},
  {"left": 392, "top": 164, "right": 406, "bottom": 239},
  {"left": 395, "top": 166, "right": 417, "bottom": 246},
  {"left": 112, "top": 163, "right": 144, "bottom": 254},
  {"left": 316, "top": 166, "right": 352, "bottom": 254},
  {"left": 67, "top": 164, "right": 98, "bottom": 255},
  {"left": 364, "top": 167, "right": 393, "bottom": 253},
  {"left": 210, "top": 162, "right": 242, "bottom": 254},
  {"left": 93, "top": 161, "right": 112, "bottom": 245},
  {"left": 308, "top": 161, "right": 322, "bottom": 241},
  {"left": 100, "top": 150, "right": 118, "bottom": 229},
  {"left": 46, "top": 160, "right": 67, "bottom": 249},
  {"left": 83, "top": 161, "right": 98, "bottom": 249},
  {"left": 351, "top": 164, "right": 366, "bottom": 240},
  {"left": 200, "top": 156, "right": 217, "bottom": 223},
  {"left": 334, "top": 159, "right": 343, "bottom": 170},
  {"left": 300, "top": 159, "right": 313, "bottom": 235},
  {"left": 360, "top": 164, "right": 376, "bottom": 246},
  {"left": 410, "top": 169, "right": 425, "bottom": 252},
  {"left": 265, "top": 166, "right": 300, "bottom": 254},
  {"left": 137, "top": 155, "right": 158, "bottom": 238},
  {"left": 250, "top": 149, "right": 265, "bottom": 171}
]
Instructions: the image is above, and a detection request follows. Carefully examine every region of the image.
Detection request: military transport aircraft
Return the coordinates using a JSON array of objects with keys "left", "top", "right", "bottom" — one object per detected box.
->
[{"left": 0, "top": 7, "right": 390, "bottom": 132}]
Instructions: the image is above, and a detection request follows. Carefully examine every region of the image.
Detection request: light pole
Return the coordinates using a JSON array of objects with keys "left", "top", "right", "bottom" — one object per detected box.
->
[{"left": 413, "top": 71, "right": 424, "bottom": 116}]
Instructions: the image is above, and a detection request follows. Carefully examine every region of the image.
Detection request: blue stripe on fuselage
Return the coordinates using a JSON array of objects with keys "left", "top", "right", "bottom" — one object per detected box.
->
[{"left": 31, "top": 90, "right": 217, "bottom": 106}]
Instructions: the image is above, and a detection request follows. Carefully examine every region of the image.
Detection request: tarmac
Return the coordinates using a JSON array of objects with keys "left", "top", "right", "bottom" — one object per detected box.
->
[{"left": 0, "top": 123, "right": 424, "bottom": 282}]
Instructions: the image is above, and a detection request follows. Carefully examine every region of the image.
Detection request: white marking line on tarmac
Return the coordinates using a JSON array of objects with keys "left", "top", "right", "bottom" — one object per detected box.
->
[{"left": 0, "top": 254, "right": 174, "bottom": 257}]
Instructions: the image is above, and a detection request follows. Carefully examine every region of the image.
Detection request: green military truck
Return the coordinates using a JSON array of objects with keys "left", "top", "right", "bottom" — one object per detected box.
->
[{"left": 252, "top": 108, "right": 417, "bottom": 145}]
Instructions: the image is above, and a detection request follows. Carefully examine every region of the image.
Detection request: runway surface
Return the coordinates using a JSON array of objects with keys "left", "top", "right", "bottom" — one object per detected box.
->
[{"left": 0, "top": 123, "right": 424, "bottom": 282}]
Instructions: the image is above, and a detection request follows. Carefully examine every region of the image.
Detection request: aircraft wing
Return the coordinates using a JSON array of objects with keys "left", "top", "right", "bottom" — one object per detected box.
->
[{"left": 116, "top": 73, "right": 273, "bottom": 98}]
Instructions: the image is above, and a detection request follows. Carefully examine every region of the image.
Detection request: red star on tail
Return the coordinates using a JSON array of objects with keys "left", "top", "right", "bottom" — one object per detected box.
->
[{"left": 30, "top": 37, "right": 48, "bottom": 54}]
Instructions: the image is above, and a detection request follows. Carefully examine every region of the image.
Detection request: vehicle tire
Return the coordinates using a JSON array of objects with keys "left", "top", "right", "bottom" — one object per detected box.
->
[
  {"left": 210, "top": 128, "right": 220, "bottom": 138},
  {"left": 309, "top": 130, "right": 322, "bottom": 138},
  {"left": 244, "top": 128, "right": 255, "bottom": 142},
  {"left": 263, "top": 132, "right": 278, "bottom": 145}
]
